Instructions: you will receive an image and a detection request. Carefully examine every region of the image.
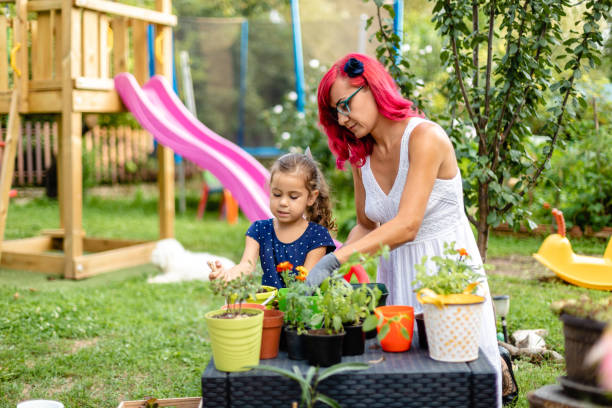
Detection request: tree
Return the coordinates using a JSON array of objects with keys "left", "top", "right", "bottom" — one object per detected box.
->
[{"left": 368, "top": 0, "right": 611, "bottom": 260}]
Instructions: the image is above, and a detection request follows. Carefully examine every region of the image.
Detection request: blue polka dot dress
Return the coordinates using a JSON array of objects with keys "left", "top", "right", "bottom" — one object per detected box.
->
[{"left": 246, "top": 219, "right": 336, "bottom": 288}]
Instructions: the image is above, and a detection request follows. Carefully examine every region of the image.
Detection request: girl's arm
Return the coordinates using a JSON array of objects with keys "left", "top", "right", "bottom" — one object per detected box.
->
[
  {"left": 334, "top": 123, "right": 453, "bottom": 263},
  {"left": 209, "top": 236, "right": 260, "bottom": 281},
  {"left": 303, "top": 247, "right": 328, "bottom": 270},
  {"left": 344, "top": 165, "right": 378, "bottom": 246}
]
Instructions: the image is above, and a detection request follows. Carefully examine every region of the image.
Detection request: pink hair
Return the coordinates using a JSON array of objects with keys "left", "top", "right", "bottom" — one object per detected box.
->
[{"left": 317, "top": 53, "right": 423, "bottom": 169}]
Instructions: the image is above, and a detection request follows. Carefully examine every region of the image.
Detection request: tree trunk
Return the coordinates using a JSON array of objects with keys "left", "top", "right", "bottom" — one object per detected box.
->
[{"left": 477, "top": 182, "right": 490, "bottom": 262}]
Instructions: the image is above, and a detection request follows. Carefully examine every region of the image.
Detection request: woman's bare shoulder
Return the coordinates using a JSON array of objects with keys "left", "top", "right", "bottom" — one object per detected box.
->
[{"left": 409, "top": 120, "right": 451, "bottom": 151}]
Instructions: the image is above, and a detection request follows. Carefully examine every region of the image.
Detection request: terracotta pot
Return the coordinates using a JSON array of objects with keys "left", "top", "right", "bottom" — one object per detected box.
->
[
  {"left": 260, "top": 309, "right": 284, "bottom": 359},
  {"left": 375, "top": 305, "right": 414, "bottom": 352}
]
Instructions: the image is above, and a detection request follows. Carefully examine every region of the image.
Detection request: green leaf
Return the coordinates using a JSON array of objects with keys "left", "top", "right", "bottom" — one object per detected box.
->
[
  {"left": 362, "top": 314, "right": 379, "bottom": 331},
  {"left": 316, "top": 394, "right": 342, "bottom": 408}
]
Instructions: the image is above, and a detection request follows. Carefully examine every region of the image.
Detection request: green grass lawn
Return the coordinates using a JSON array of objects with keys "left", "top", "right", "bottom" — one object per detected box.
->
[{"left": 1, "top": 189, "right": 609, "bottom": 407}]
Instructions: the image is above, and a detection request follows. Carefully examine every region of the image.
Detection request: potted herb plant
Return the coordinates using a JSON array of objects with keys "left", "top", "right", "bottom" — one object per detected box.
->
[
  {"left": 278, "top": 267, "right": 316, "bottom": 360},
  {"left": 411, "top": 242, "right": 485, "bottom": 362},
  {"left": 551, "top": 295, "right": 612, "bottom": 390},
  {"left": 339, "top": 246, "right": 390, "bottom": 339},
  {"left": 205, "top": 270, "right": 264, "bottom": 372},
  {"left": 306, "top": 276, "right": 350, "bottom": 367},
  {"left": 340, "top": 283, "right": 381, "bottom": 355}
]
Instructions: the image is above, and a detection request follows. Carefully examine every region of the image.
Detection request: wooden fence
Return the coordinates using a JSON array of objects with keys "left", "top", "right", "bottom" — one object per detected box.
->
[{"left": 0, "top": 121, "right": 200, "bottom": 186}]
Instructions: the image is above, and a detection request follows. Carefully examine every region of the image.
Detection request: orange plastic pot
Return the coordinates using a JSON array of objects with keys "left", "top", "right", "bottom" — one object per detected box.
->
[
  {"left": 375, "top": 305, "right": 414, "bottom": 352},
  {"left": 260, "top": 309, "right": 284, "bottom": 359}
]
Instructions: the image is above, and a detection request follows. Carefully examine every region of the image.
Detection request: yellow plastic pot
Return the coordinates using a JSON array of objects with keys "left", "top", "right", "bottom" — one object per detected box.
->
[{"left": 205, "top": 308, "right": 264, "bottom": 372}]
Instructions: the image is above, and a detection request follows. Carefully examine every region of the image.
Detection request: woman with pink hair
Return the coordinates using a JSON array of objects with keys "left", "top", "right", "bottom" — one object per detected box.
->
[{"left": 306, "top": 53, "right": 502, "bottom": 406}]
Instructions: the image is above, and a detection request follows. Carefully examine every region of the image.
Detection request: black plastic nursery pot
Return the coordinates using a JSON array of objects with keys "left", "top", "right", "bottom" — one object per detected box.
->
[
  {"left": 304, "top": 329, "right": 345, "bottom": 367},
  {"left": 284, "top": 326, "right": 307, "bottom": 361},
  {"left": 415, "top": 313, "right": 428, "bottom": 349},
  {"left": 350, "top": 283, "right": 389, "bottom": 339},
  {"left": 342, "top": 324, "right": 365, "bottom": 356}
]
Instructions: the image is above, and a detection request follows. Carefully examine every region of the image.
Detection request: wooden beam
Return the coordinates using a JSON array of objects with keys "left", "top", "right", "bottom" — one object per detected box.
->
[
  {"left": 15, "top": 0, "right": 29, "bottom": 112},
  {"left": 73, "top": 89, "right": 124, "bottom": 112},
  {"left": 28, "top": 90, "right": 62, "bottom": 112},
  {"left": 73, "top": 0, "right": 176, "bottom": 26},
  {"left": 28, "top": 0, "right": 62, "bottom": 11},
  {"left": 156, "top": 0, "right": 174, "bottom": 239},
  {"left": 0, "top": 93, "right": 22, "bottom": 262},
  {"left": 0, "top": 16, "right": 8, "bottom": 91},
  {"left": 73, "top": 241, "right": 156, "bottom": 279},
  {"left": 61, "top": 0, "right": 84, "bottom": 278},
  {"left": 74, "top": 77, "right": 114, "bottom": 90},
  {"left": 0, "top": 251, "right": 64, "bottom": 275},
  {"left": 81, "top": 10, "right": 100, "bottom": 78},
  {"left": 132, "top": 19, "right": 148, "bottom": 85},
  {"left": 83, "top": 237, "right": 152, "bottom": 253},
  {"left": 1, "top": 236, "right": 54, "bottom": 252},
  {"left": 32, "top": 13, "right": 54, "bottom": 81},
  {"left": 30, "top": 79, "right": 63, "bottom": 91},
  {"left": 41, "top": 228, "right": 86, "bottom": 238}
]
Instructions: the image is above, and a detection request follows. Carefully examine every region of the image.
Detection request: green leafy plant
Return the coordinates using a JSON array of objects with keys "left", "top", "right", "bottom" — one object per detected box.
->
[
  {"left": 411, "top": 242, "right": 483, "bottom": 296},
  {"left": 363, "top": 311, "right": 413, "bottom": 343},
  {"left": 281, "top": 269, "right": 315, "bottom": 334},
  {"left": 249, "top": 362, "right": 369, "bottom": 408},
  {"left": 310, "top": 277, "right": 352, "bottom": 334},
  {"left": 143, "top": 398, "right": 159, "bottom": 408},
  {"left": 209, "top": 268, "right": 262, "bottom": 317},
  {"left": 551, "top": 295, "right": 612, "bottom": 323},
  {"left": 341, "top": 284, "right": 381, "bottom": 326}
]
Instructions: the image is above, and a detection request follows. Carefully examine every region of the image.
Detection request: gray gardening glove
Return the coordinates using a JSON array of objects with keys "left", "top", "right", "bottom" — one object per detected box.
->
[{"left": 306, "top": 252, "right": 341, "bottom": 287}]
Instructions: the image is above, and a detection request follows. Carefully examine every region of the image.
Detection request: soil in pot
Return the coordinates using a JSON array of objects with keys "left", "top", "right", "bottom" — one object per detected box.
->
[
  {"left": 304, "top": 329, "right": 345, "bottom": 367},
  {"left": 260, "top": 310, "right": 284, "bottom": 359},
  {"left": 284, "top": 326, "right": 307, "bottom": 360},
  {"left": 342, "top": 324, "right": 365, "bottom": 356}
]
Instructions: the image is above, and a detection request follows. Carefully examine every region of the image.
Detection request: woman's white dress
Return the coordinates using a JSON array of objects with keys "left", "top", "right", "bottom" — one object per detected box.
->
[{"left": 361, "top": 117, "right": 502, "bottom": 407}]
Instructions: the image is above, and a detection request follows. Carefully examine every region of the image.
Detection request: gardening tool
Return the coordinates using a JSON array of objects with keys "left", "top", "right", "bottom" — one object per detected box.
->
[
  {"left": 533, "top": 208, "right": 612, "bottom": 290},
  {"left": 342, "top": 264, "right": 370, "bottom": 283}
]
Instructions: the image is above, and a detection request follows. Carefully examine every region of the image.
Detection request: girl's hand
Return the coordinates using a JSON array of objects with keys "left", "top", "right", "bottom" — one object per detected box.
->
[{"left": 207, "top": 260, "right": 224, "bottom": 280}]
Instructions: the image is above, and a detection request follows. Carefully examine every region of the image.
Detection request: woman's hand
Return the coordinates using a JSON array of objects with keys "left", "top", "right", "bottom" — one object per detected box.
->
[{"left": 305, "top": 252, "right": 341, "bottom": 287}]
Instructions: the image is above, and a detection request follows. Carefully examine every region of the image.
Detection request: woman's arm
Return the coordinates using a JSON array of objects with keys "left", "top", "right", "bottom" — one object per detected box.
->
[
  {"left": 334, "top": 123, "right": 453, "bottom": 263},
  {"left": 209, "top": 236, "right": 260, "bottom": 281}
]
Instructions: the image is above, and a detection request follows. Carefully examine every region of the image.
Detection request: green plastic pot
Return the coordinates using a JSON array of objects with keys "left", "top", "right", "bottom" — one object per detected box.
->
[
  {"left": 277, "top": 288, "right": 320, "bottom": 315},
  {"left": 205, "top": 308, "right": 264, "bottom": 372}
]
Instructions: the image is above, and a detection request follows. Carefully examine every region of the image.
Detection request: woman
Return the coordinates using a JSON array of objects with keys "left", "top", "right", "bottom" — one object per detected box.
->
[{"left": 306, "top": 53, "right": 502, "bottom": 406}]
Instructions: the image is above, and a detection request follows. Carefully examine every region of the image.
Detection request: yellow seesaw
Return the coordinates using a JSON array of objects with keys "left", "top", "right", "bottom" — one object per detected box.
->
[{"left": 533, "top": 208, "right": 612, "bottom": 291}]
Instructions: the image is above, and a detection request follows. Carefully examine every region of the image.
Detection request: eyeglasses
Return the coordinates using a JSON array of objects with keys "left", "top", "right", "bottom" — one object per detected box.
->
[{"left": 331, "top": 86, "right": 363, "bottom": 120}]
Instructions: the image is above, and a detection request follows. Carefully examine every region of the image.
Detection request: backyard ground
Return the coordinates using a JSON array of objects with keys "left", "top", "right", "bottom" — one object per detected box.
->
[{"left": 1, "top": 188, "right": 609, "bottom": 408}]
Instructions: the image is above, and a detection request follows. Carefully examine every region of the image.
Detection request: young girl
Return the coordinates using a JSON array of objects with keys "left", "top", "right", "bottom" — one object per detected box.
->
[{"left": 208, "top": 152, "right": 336, "bottom": 288}]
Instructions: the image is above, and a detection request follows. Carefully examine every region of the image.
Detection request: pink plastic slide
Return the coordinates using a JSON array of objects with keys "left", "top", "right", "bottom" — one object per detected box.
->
[{"left": 114, "top": 72, "right": 272, "bottom": 222}]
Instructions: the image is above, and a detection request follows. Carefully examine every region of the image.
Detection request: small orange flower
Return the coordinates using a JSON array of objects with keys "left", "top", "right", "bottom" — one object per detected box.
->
[
  {"left": 543, "top": 202, "right": 551, "bottom": 210},
  {"left": 457, "top": 248, "right": 468, "bottom": 257},
  {"left": 276, "top": 261, "right": 294, "bottom": 273},
  {"left": 295, "top": 266, "right": 309, "bottom": 281}
]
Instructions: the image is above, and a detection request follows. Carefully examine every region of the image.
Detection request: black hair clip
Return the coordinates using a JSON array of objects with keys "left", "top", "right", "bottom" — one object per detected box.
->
[{"left": 343, "top": 58, "right": 364, "bottom": 78}]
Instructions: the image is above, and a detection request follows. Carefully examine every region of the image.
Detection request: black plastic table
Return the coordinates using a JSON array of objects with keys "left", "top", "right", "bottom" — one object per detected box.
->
[{"left": 201, "top": 331, "right": 498, "bottom": 408}]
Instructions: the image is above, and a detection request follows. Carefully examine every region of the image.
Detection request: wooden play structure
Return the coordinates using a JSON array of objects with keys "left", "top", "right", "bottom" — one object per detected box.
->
[{"left": 0, "top": 0, "right": 177, "bottom": 279}]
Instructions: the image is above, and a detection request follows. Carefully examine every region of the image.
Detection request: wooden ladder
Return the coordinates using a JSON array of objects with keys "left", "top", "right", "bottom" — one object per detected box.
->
[{"left": 0, "top": 91, "right": 21, "bottom": 262}]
